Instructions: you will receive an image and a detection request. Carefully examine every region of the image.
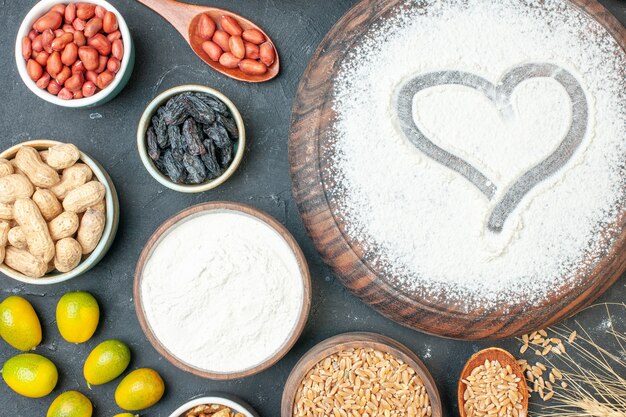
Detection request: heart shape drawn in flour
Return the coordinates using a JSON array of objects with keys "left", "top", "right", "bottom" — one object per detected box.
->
[{"left": 395, "top": 63, "right": 588, "bottom": 232}]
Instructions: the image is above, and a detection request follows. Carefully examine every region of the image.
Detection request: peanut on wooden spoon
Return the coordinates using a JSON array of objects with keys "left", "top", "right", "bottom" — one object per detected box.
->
[
  {"left": 137, "top": 0, "right": 279, "bottom": 82},
  {"left": 458, "top": 347, "right": 529, "bottom": 417}
]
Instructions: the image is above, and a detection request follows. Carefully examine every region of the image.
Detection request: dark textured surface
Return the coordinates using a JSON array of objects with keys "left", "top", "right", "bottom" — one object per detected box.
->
[{"left": 0, "top": 1, "right": 624, "bottom": 416}]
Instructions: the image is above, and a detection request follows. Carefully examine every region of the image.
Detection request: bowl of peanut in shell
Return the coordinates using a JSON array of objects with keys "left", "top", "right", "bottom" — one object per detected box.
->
[{"left": 0, "top": 140, "right": 119, "bottom": 285}]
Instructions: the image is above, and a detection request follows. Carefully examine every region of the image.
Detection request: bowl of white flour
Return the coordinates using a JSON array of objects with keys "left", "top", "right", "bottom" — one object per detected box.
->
[{"left": 134, "top": 201, "right": 311, "bottom": 379}]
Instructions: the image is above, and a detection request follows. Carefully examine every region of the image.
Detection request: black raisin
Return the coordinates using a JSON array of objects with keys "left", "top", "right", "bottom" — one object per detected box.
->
[
  {"left": 195, "top": 93, "right": 229, "bottom": 115},
  {"left": 201, "top": 139, "right": 223, "bottom": 179},
  {"left": 185, "top": 95, "right": 216, "bottom": 125},
  {"left": 172, "top": 149, "right": 185, "bottom": 162},
  {"left": 167, "top": 125, "right": 184, "bottom": 153},
  {"left": 182, "top": 118, "right": 206, "bottom": 156},
  {"left": 162, "top": 96, "right": 189, "bottom": 125},
  {"left": 163, "top": 150, "right": 186, "bottom": 183},
  {"left": 146, "top": 127, "right": 160, "bottom": 161},
  {"left": 152, "top": 113, "right": 169, "bottom": 148},
  {"left": 216, "top": 113, "right": 239, "bottom": 139},
  {"left": 182, "top": 153, "right": 207, "bottom": 184},
  {"left": 217, "top": 143, "right": 233, "bottom": 168},
  {"left": 204, "top": 124, "right": 231, "bottom": 149},
  {"left": 153, "top": 155, "right": 165, "bottom": 172}
]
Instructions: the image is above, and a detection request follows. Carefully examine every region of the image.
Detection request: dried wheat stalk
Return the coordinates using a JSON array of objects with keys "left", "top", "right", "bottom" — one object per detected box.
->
[{"left": 517, "top": 302, "right": 626, "bottom": 417}]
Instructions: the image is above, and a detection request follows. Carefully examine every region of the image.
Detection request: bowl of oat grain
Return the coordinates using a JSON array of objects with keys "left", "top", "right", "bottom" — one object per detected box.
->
[{"left": 281, "top": 332, "right": 442, "bottom": 417}]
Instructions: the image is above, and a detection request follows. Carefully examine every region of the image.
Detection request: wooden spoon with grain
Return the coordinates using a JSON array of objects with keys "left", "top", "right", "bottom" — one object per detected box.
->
[
  {"left": 137, "top": 0, "right": 279, "bottom": 82},
  {"left": 458, "top": 347, "right": 529, "bottom": 417}
]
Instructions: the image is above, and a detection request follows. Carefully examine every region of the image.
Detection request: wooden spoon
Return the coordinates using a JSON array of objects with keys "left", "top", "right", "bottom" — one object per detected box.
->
[
  {"left": 458, "top": 347, "right": 529, "bottom": 417},
  {"left": 136, "top": 0, "right": 280, "bottom": 82}
]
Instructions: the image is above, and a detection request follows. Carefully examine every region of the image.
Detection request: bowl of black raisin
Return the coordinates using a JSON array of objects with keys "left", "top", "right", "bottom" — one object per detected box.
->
[{"left": 137, "top": 85, "right": 245, "bottom": 192}]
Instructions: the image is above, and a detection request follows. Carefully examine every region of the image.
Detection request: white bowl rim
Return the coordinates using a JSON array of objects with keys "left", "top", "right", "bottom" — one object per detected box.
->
[
  {"left": 15, "top": 0, "right": 133, "bottom": 108},
  {"left": 168, "top": 396, "right": 259, "bottom": 417},
  {"left": 136, "top": 84, "right": 246, "bottom": 193},
  {"left": 0, "top": 140, "right": 119, "bottom": 285}
]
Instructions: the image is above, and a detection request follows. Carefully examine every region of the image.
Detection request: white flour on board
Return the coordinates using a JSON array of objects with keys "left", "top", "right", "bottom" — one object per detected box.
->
[
  {"left": 412, "top": 78, "right": 572, "bottom": 192},
  {"left": 328, "top": 0, "right": 626, "bottom": 311}
]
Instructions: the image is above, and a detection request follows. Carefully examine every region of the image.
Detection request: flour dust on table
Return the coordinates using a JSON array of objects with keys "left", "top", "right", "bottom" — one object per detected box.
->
[{"left": 328, "top": 0, "right": 626, "bottom": 312}]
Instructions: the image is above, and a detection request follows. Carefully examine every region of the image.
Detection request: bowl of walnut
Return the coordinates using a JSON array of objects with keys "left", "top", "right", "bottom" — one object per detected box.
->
[
  {"left": 0, "top": 140, "right": 119, "bottom": 285},
  {"left": 169, "top": 396, "right": 259, "bottom": 417}
]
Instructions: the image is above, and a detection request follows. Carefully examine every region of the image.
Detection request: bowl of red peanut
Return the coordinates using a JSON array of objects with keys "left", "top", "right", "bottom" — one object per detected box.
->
[{"left": 15, "top": 0, "right": 134, "bottom": 108}]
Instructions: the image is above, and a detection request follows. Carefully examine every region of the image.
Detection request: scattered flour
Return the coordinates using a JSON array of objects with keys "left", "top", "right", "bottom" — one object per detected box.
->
[
  {"left": 328, "top": 0, "right": 626, "bottom": 312},
  {"left": 141, "top": 210, "right": 304, "bottom": 373},
  {"left": 423, "top": 346, "right": 432, "bottom": 359}
]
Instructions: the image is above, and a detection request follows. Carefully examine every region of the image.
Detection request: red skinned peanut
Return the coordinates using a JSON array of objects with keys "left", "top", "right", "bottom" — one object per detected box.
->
[
  {"left": 96, "top": 55, "right": 108, "bottom": 73},
  {"left": 220, "top": 16, "right": 242, "bottom": 36},
  {"left": 71, "top": 60, "right": 86, "bottom": 74},
  {"left": 198, "top": 14, "right": 215, "bottom": 40},
  {"left": 229, "top": 36, "right": 245, "bottom": 59},
  {"left": 35, "top": 51, "right": 50, "bottom": 66},
  {"left": 82, "top": 81, "right": 96, "bottom": 97},
  {"left": 61, "top": 43, "right": 79, "bottom": 66},
  {"left": 96, "top": 70, "right": 114, "bottom": 89},
  {"left": 78, "top": 46, "right": 99, "bottom": 71},
  {"left": 51, "top": 33, "right": 73, "bottom": 51},
  {"left": 84, "top": 17, "right": 103, "bottom": 38},
  {"left": 47, "top": 80, "right": 62, "bottom": 95},
  {"left": 26, "top": 59, "right": 43, "bottom": 81},
  {"left": 64, "top": 73, "right": 84, "bottom": 92},
  {"left": 36, "top": 73, "right": 51, "bottom": 89},
  {"left": 55, "top": 66, "right": 71, "bottom": 85},
  {"left": 65, "top": 3, "right": 77, "bottom": 23},
  {"left": 76, "top": 3, "right": 96, "bottom": 20},
  {"left": 239, "top": 59, "right": 267, "bottom": 75},
  {"left": 72, "top": 18, "right": 86, "bottom": 31},
  {"left": 46, "top": 51, "right": 63, "bottom": 76},
  {"left": 22, "top": 37, "right": 32, "bottom": 60},
  {"left": 34, "top": 11, "right": 63, "bottom": 32},
  {"left": 85, "top": 70, "right": 98, "bottom": 83},
  {"left": 212, "top": 30, "right": 230, "bottom": 52},
  {"left": 106, "top": 57, "right": 121, "bottom": 73},
  {"left": 32, "top": 35, "right": 43, "bottom": 53},
  {"left": 103, "top": 12, "right": 118, "bottom": 33},
  {"left": 107, "top": 30, "right": 122, "bottom": 42},
  {"left": 57, "top": 87, "right": 73, "bottom": 100},
  {"left": 242, "top": 29, "right": 265, "bottom": 45},
  {"left": 88, "top": 34, "right": 111, "bottom": 55},
  {"left": 111, "top": 39, "right": 124, "bottom": 60},
  {"left": 219, "top": 52, "right": 241, "bottom": 68},
  {"left": 244, "top": 42, "right": 260, "bottom": 60},
  {"left": 50, "top": 4, "right": 65, "bottom": 15},
  {"left": 202, "top": 41, "right": 222, "bottom": 61},
  {"left": 95, "top": 5, "right": 106, "bottom": 19},
  {"left": 73, "top": 31, "right": 86, "bottom": 47},
  {"left": 260, "top": 42, "right": 275, "bottom": 66}
]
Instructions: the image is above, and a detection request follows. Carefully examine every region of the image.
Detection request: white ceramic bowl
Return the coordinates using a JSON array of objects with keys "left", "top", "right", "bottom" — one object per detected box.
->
[
  {"left": 15, "top": 0, "right": 134, "bottom": 108},
  {"left": 0, "top": 140, "right": 119, "bottom": 285},
  {"left": 169, "top": 396, "right": 259, "bottom": 417},
  {"left": 137, "top": 85, "right": 246, "bottom": 193}
]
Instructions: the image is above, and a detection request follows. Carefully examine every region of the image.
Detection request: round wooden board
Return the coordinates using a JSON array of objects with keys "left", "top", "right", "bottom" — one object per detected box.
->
[{"left": 289, "top": 0, "right": 626, "bottom": 340}]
